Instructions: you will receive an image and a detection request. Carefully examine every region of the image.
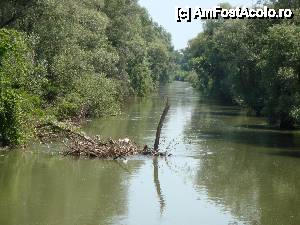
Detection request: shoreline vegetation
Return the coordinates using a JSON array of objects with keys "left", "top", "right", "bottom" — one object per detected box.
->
[
  {"left": 180, "top": 1, "right": 300, "bottom": 129},
  {"left": 0, "top": 0, "right": 179, "bottom": 148},
  {"left": 1, "top": 0, "right": 300, "bottom": 150}
]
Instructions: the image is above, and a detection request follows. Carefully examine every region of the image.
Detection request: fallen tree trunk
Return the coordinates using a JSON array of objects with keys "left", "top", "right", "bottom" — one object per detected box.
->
[{"left": 154, "top": 98, "right": 170, "bottom": 152}]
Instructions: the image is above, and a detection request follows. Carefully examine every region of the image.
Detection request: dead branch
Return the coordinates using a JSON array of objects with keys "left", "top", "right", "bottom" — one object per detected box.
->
[{"left": 154, "top": 98, "right": 170, "bottom": 152}]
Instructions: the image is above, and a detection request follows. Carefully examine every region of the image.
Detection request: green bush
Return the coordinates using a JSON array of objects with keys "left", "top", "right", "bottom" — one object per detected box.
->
[
  {"left": 55, "top": 74, "right": 120, "bottom": 119},
  {"left": 0, "top": 89, "right": 20, "bottom": 145},
  {"left": 0, "top": 28, "right": 38, "bottom": 146},
  {"left": 129, "top": 61, "right": 154, "bottom": 96}
]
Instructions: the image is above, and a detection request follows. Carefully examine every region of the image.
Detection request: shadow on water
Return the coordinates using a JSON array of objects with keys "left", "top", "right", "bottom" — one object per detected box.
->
[
  {"left": 208, "top": 111, "right": 243, "bottom": 117},
  {"left": 193, "top": 110, "right": 243, "bottom": 117},
  {"left": 239, "top": 124, "right": 300, "bottom": 131},
  {"left": 197, "top": 129, "right": 300, "bottom": 149},
  {"left": 187, "top": 96, "right": 300, "bottom": 151},
  {"left": 267, "top": 150, "right": 300, "bottom": 158}
]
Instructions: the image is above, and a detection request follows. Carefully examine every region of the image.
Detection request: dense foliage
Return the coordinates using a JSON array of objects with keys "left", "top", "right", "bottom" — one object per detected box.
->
[
  {"left": 0, "top": 29, "right": 40, "bottom": 145},
  {"left": 0, "top": 0, "right": 176, "bottom": 146},
  {"left": 184, "top": 1, "right": 300, "bottom": 129},
  {"left": 173, "top": 51, "right": 198, "bottom": 84}
]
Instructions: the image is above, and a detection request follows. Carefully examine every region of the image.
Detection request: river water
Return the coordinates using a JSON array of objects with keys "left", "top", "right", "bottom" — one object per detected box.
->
[{"left": 1, "top": 81, "right": 300, "bottom": 225}]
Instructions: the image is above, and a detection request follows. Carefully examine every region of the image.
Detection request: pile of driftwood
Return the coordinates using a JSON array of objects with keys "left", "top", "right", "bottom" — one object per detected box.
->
[
  {"left": 64, "top": 135, "right": 141, "bottom": 159},
  {"left": 45, "top": 98, "right": 171, "bottom": 159}
]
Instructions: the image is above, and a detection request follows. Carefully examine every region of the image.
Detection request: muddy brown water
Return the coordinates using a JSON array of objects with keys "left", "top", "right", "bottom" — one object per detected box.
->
[{"left": 1, "top": 81, "right": 300, "bottom": 225}]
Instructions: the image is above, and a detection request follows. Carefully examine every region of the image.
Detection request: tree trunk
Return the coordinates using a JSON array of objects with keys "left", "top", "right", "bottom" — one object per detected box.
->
[{"left": 154, "top": 98, "right": 170, "bottom": 152}]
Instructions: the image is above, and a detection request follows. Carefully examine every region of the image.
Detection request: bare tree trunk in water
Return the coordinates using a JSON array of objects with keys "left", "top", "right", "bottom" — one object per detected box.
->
[{"left": 154, "top": 98, "right": 170, "bottom": 152}]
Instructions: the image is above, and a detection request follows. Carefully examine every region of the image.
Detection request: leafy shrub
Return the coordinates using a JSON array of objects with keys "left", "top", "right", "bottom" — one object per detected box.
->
[
  {"left": 55, "top": 74, "right": 120, "bottom": 119},
  {"left": 0, "top": 89, "right": 20, "bottom": 145},
  {"left": 0, "top": 28, "right": 39, "bottom": 146},
  {"left": 129, "top": 61, "right": 154, "bottom": 96}
]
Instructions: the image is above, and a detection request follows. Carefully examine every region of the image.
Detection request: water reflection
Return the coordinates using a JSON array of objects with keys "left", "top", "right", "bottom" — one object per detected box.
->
[
  {"left": 83, "top": 97, "right": 163, "bottom": 146},
  {"left": 153, "top": 157, "right": 165, "bottom": 215},
  {"left": 186, "top": 90, "right": 300, "bottom": 225},
  {"left": 0, "top": 151, "right": 142, "bottom": 225},
  {"left": 195, "top": 145, "right": 300, "bottom": 225}
]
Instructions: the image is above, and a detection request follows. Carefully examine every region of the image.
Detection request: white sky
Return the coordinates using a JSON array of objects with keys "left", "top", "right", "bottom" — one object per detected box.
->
[{"left": 139, "top": 0, "right": 254, "bottom": 49}]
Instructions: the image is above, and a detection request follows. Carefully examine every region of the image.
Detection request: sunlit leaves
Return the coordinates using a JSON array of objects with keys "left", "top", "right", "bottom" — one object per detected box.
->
[{"left": 185, "top": 5, "right": 300, "bottom": 128}]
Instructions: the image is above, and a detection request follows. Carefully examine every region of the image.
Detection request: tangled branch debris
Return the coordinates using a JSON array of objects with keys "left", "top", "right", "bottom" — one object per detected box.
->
[
  {"left": 38, "top": 99, "right": 171, "bottom": 159},
  {"left": 64, "top": 135, "right": 141, "bottom": 159}
]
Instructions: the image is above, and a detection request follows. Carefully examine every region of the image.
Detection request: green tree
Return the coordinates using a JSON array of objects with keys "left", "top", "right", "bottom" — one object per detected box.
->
[
  {"left": 185, "top": 2, "right": 300, "bottom": 128},
  {"left": 0, "top": 0, "right": 179, "bottom": 146}
]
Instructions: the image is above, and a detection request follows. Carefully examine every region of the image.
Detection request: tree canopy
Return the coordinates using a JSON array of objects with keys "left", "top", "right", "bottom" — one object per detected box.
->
[
  {"left": 0, "top": 0, "right": 177, "bottom": 146},
  {"left": 184, "top": 2, "right": 300, "bottom": 129}
]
